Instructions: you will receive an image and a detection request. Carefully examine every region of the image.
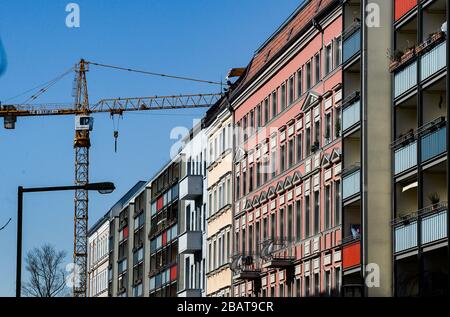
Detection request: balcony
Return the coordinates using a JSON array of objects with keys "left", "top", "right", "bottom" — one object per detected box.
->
[
  {"left": 178, "top": 230, "right": 202, "bottom": 254},
  {"left": 342, "top": 236, "right": 361, "bottom": 270},
  {"left": 231, "top": 254, "right": 261, "bottom": 280},
  {"left": 392, "top": 202, "right": 448, "bottom": 254},
  {"left": 394, "top": 61, "right": 417, "bottom": 98},
  {"left": 260, "top": 239, "right": 295, "bottom": 269},
  {"left": 421, "top": 125, "right": 447, "bottom": 162},
  {"left": 342, "top": 93, "right": 360, "bottom": 132},
  {"left": 392, "top": 135, "right": 417, "bottom": 175},
  {"left": 179, "top": 174, "right": 203, "bottom": 200},
  {"left": 420, "top": 40, "right": 446, "bottom": 81},
  {"left": 343, "top": 23, "right": 361, "bottom": 64},
  {"left": 177, "top": 289, "right": 202, "bottom": 297},
  {"left": 343, "top": 168, "right": 360, "bottom": 200}
]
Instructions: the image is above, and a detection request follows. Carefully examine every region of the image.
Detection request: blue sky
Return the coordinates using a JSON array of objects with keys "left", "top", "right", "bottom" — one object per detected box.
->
[{"left": 0, "top": 0, "right": 302, "bottom": 296}]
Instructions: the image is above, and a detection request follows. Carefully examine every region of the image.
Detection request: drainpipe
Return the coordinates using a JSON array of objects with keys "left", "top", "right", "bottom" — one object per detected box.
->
[{"left": 361, "top": 0, "right": 368, "bottom": 298}]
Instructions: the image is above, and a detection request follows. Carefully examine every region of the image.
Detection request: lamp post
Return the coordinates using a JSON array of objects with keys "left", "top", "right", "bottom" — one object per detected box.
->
[{"left": 16, "top": 182, "right": 115, "bottom": 297}]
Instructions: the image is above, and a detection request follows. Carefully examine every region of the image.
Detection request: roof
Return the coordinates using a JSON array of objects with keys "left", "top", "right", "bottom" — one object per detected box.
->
[
  {"left": 88, "top": 180, "right": 147, "bottom": 234},
  {"left": 231, "top": 0, "right": 338, "bottom": 100}
]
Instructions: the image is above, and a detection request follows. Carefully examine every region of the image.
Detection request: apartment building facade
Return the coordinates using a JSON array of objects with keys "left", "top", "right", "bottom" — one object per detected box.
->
[
  {"left": 177, "top": 123, "right": 208, "bottom": 297},
  {"left": 107, "top": 181, "right": 148, "bottom": 297},
  {"left": 390, "top": 0, "right": 448, "bottom": 296},
  {"left": 148, "top": 160, "right": 181, "bottom": 297},
  {"left": 87, "top": 214, "right": 110, "bottom": 297},
  {"left": 230, "top": 0, "right": 343, "bottom": 297},
  {"left": 204, "top": 97, "right": 234, "bottom": 297}
]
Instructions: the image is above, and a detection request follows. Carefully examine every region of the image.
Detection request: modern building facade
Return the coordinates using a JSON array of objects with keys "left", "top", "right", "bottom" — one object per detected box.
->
[
  {"left": 204, "top": 97, "right": 234, "bottom": 297},
  {"left": 87, "top": 214, "right": 110, "bottom": 297},
  {"left": 230, "top": 0, "right": 343, "bottom": 297},
  {"left": 107, "top": 181, "right": 148, "bottom": 297},
  {"left": 177, "top": 123, "right": 208, "bottom": 297},
  {"left": 390, "top": 0, "right": 448, "bottom": 297}
]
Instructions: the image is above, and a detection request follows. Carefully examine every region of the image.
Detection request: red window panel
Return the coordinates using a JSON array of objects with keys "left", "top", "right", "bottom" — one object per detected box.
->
[
  {"left": 170, "top": 265, "right": 177, "bottom": 281},
  {"left": 342, "top": 241, "right": 361, "bottom": 269},
  {"left": 157, "top": 196, "right": 163, "bottom": 211},
  {"left": 123, "top": 226, "right": 129, "bottom": 239},
  {"left": 162, "top": 231, "right": 167, "bottom": 246},
  {"left": 395, "top": 0, "right": 417, "bottom": 21}
]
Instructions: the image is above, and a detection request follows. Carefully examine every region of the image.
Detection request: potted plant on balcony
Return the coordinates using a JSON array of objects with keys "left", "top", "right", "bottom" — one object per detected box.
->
[
  {"left": 428, "top": 192, "right": 440, "bottom": 210},
  {"left": 401, "top": 45, "right": 416, "bottom": 64},
  {"left": 387, "top": 48, "right": 404, "bottom": 72}
]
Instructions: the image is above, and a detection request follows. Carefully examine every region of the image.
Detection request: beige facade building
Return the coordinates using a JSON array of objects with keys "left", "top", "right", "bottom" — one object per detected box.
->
[{"left": 204, "top": 97, "right": 234, "bottom": 297}]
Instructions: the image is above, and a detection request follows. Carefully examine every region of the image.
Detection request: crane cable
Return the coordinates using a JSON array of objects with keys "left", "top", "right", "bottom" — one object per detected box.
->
[
  {"left": 86, "top": 61, "right": 223, "bottom": 86},
  {"left": 1, "top": 66, "right": 74, "bottom": 105}
]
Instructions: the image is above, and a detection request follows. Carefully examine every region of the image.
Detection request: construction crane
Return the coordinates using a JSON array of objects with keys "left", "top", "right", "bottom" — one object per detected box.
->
[{"left": 0, "top": 59, "right": 223, "bottom": 297}]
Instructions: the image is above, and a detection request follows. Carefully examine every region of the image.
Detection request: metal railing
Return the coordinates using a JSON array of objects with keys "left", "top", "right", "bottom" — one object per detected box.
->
[{"left": 259, "top": 238, "right": 296, "bottom": 262}]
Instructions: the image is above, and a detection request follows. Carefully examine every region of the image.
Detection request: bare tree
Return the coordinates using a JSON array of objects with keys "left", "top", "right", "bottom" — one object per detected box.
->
[{"left": 22, "top": 244, "right": 68, "bottom": 297}]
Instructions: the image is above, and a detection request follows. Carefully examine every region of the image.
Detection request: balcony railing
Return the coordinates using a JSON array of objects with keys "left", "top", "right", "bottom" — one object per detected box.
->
[
  {"left": 260, "top": 238, "right": 296, "bottom": 269},
  {"left": 343, "top": 23, "right": 361, "bottom": 64},
  {"left": 420, "top": 40, "right": 446, "bottom": 81},
  {"left": 343, "top": 168, "right": 360, "bottom": 200},
  {"left": 393, "top": 138, "right": 417, "bottom": 175},
  {"left": 421, "top": 125, "right": 447, "bottom": 162},
  {"left": 342, "top": 93, "right": 360, "bottom": 132},
  {"left": 230, "top": 254, "right": 261, "bottom": 280},
  {"left": 392, "top": 202, "right": 448, "bottom": 253},
  {"left": 342, "top": 236, "right": 361, "bottom": 270},
  {"left": 394, "top": 61, "right": 417, "bottom": 98}
]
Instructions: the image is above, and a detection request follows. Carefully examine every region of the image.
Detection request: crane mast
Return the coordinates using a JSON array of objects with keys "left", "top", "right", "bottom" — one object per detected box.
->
[{"left": 73, "top": 59, "right": 90, "bottom": 297}]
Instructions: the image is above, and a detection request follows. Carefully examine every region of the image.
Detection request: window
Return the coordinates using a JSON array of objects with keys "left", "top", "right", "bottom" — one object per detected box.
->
[
  {"left": 334, "top": 36, "right": 342, "bottom": 68},
  {"left": 280, "top": 83, "right": 286, "bottom": 111},
  {"left": 271, "top": 150, "right": 277, "bottom": 179},
  {"left": 255, "top": 222, "right": 260, "bottom": 251},
  {"left": 296, "top": 68, "right": 303, "bottom": 98},
  {"left": 243, "top": 116, "right": 248, "bottom": 142},
  {"left": 305, "top": 276, "right": 310, "bottom": 297},
  {"left": 325, "top": 186, "right": 331, "bottom": 229},
  {"left": 257, "top": 104, "right": 262, "bottom": 129},
  {"left": 279, "top": 208, "right": 284, "bottom": 240},
  {"left": 270, "top": 213, "right": 276, "bottom": 239},
  {"left": 305, "top": 196, "right": 310, "bottom": 238},
  {"left": 335, "top": 180, "right": 341, "bottom": 226},
  {"left": 256, "top": 162, "right": 261, "bottom": 187},
  {"left": 314, "top": 191, "right": 320, "bottom": 235},
  {"left": 335, "top": 107, "right": 341, "bottom": 138},
  {"left": 314, "top": 273, "right": 320, "bottom": 296},
  {"left": 241, "top": 228, "right": 246, "bottom": 255},
  {"left": 227, "top": 178, "right": 231, "bottom": 204},
  {"left": 334, "top": 267, "right": 341, "bottom": 296},
  {"left": 314, "top": 120, "right": 320, "bottom": 148},
  {"left": 325, "top": 113, "right": 331, "bottom": 144},
  {"left": 279, "top": 284, "right": 285, "bottom": 297},
  {"left": 296, "top": 133, "right": 302, "bottom": 162},
  {"left": 325, "top": 44, "right": 332, "bottom": 75},
  {"left": 314, "top": 53, "right": 321, "bottom": 84},
  {"left": 280, "top": 144, "right": 286, "bottom": 173},
  {"left": 287, "top": 205, "right": 293, "bottom": 241},
  {"left": 271, "top": 90, "right": 278, "bottom": 119},
  {"left": 249, "top": 225, "right": 253, "bottom": 254},
  {"left": 264, "top": 98, "right": 269, "bottom": 125},
  {"left": 296, "top": 278, "right": 301, "bottom": 297},
  {"left": 306, "top": 126, "right": 311, "bottom": 156},
  {"left": 296, "top": 200, "right": 302, "bottom": 242},
  {"left": 288, "top": 77, "right": 294, "bottom": 105},
  {"left": 248, "top": 165, "right": 254, "bottom": 193},
  {"left": 263, "top": 218, "right": 268, "bottom": 241},
  {"left": 242, "top": 170, "right": 247, "bottom": 195},
  {"left": 250, "top": 110, "right": 255, "bottom": 135},
  {"left": 236, "top": 174, "right": 240, "bottom": 199},
  {"left": 325, "top": 270, "right": 331, "bottom": 296},
  {"left": 306, "top": 61, "right": 311, "bottom": 90},
  {"left": 288, "top": 138, "right": 294, "bottom": 168}
]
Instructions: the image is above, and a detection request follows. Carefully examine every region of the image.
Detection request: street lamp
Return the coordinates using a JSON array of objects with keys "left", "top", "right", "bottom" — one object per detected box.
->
[{"left": 16, "top": 182, "right": 115, "bottom": 297}]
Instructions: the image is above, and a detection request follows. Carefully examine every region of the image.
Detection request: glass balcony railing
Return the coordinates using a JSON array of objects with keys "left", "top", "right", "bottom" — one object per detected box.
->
[
  {"left": 343, "top": 168, "right": 360, "bottom": 200},
  {"left": 393, "top": 203, "right": 448, "bottom": 253},
  {"left": 343, "top": 26, "right": 361, "bottom": 64},
  {"left": 421, "top": 125, "right": 446, "bottom": 162},
  {"left": 421, "top": 41, "right": 446, "bottom": 81},
  {"left": 394, "top": 61, "right": 417, "bottom": 98},
  {"left": 342, "top": 98, "right": 360, "bottom": 131},
  {"left": 393, "top": 139, "right": 417, "bottom": 175}
]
